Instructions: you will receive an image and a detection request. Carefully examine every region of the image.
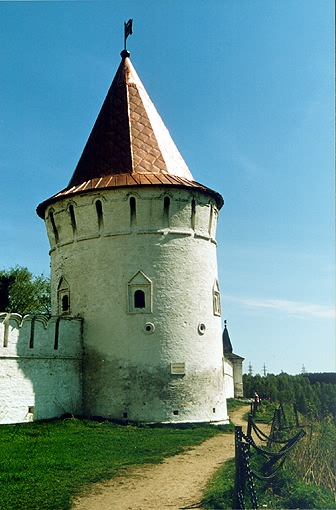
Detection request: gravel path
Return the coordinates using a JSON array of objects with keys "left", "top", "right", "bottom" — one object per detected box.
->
[{"left": 71, "top": 406, "right": 251, "bottom": 510}]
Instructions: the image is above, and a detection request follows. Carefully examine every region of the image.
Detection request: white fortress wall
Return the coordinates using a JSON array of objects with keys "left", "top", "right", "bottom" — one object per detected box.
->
[
  {"left": 223, "top": 359, "right": 234, "bottom": 399},
  {"left": 0, "top": 313, "right": 82, "bottom": 424}
]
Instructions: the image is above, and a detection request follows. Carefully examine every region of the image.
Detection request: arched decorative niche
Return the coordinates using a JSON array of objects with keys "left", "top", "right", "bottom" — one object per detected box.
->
[
  {"left": 191, "top": 198, "right": 196, "bottom": 230},
  {"left": 163, "top": 195, "right": 171, "bottom": 227},
  {"left": 48, "top": 208, "right": 59, "bottom": 244},
  {"left": 129, "top": 196, "right": 137, "bottom": 227},
  {"left": 208, "top": 203, "right": 214, "bottom": 235},
  {"left": 127, "top": 271, "right": 152, "bottom": 313},
  {"left": 58, "top": 277, "right": 70, "bottom": 315},
  {"left": 213, "top": 279, "right": 221, "bottom": 316},
  {"left": 68, "top": 203, "right": 77, "bottom": 237}
]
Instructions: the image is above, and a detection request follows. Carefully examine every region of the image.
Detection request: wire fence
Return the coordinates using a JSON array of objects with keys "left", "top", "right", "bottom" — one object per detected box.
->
[{"left": 233, "top": 405, "right": 306, "bottom": 509}]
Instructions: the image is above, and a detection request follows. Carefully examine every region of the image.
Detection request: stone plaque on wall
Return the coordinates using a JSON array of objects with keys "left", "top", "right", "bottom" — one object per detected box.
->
[{"left": 170, "top": 362, "right": 186, "bottom": 375}]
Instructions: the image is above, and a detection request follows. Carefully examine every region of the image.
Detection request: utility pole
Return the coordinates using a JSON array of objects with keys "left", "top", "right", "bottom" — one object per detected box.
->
[
  {"left": 262, "top": 363, "right": 267, "bottom": 377},
  {"left": 248, "top": 362, "right": 253, "bottom": 376}
]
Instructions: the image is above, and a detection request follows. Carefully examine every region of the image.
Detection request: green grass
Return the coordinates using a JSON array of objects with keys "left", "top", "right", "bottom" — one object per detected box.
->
[
  {"left": 202, "top": 453, "right": 335, "bottom": 510},
  {"left": 0, "top": 418, "right": 230, "bottom": 510},
  {"left": 253, "top": 399, "right": 277, "bottom": 423},
  {"left": 226, "top": 398, "right": 250, "bottom": 413},
  {"left": 202, "top": 458, "right": 235, "bottom": 510},
  {"left": 202, "top": 404, "right": 336, "bottom": 510}
]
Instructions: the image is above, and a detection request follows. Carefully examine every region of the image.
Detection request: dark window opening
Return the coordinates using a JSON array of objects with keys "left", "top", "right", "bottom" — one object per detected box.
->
[
  {"left": 191, "top": 199, "right": 196, "bottom": 230},
  {"left": 130, "top": 197, "right": 136, "bottom": 226},
  {"left": 123, "top": 412, "right": 128, "bottom": 419},
  {"left": 173, "top": 410, "right": 179, "bottom": 416},
  {"left": 69, "top": 205, "right": 77, "bottom": 236},
  {"left": 213, "top": 408, "right": 216, "bottom": 413},
  {"left": 62, "top": 295, "right": 69, "bottom": 312},
  {"left": 49, "top": 211, "right": 59, "bottom": 243},
  {"left": 134, "top": 290, "right": 145, "bottom": 309},
  {"left": 29, "top": 317, "right": 35, "bottom": 349},
  {"left": 54, "top": 317, "right": 60, "bottom": 350},
  {"left": 96, "top": 200, "right": 103, "bottom": 230},
  {"left": 163, "top": 196, "right": 170, "bottom": 227}
]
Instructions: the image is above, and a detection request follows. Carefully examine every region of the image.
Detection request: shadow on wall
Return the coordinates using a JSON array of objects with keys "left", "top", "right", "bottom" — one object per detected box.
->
[{"left": 0, "top": 313, "right": 82, "bottom": 424}]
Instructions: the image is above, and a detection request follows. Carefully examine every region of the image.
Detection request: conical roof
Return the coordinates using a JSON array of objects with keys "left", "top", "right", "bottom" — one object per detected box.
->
[
  {"left": 222, "top": 322, "right": 233, "bottom": 355},
  {"left": 222, "top": 321, "right": 245, "bottom": 361},
  {"left": 37, "top": 50, "right": 223, "bottom": 218}
]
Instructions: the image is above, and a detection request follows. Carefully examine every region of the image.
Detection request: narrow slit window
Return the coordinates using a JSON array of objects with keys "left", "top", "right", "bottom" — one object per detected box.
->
[
  {"left": 96, "top": 200, "right": 104, "bottom": 230},
  {"left": 58, "top": 277, "right": 70, "bottom": 315},
  {"left": 163, "top": 196, "right": 170, "bottom": 227},
  {"left": 49, "top": 211, "right": 59, "bottom": 244},
  {"left": 54, "top": 318, "right": 60, "bottom": 350},
  {"left": 191, "top": 199, "right": 196, "bottom": 230},
  {"left": 208, "top": 204, "right": 213, "bottom": 235},
  {"left": 62, "top": 295, "right": 69, "bottom": 313},
  {"left": 134, "top": 290, "right": 145, "bottom": 309},
  {"left": 69, "top": 205, "right": 77, "bottom": 236},
  {"left": 130, "top": 197, "right": 136, "bottom": 226},
  {"left": 213, "top": 280, "right": 221, "bottom": 316},
  {"left": 29, "top": 317, "right": 35, "bottom": 349}
]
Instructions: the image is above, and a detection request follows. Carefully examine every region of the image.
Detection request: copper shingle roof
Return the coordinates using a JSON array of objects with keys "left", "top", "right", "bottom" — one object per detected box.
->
[{"left": 37, "top": 50, "right": 223, "bottom": 218}]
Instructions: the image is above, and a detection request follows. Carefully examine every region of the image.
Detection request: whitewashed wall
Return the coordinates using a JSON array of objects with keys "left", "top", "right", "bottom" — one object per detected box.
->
[
  {"left": 0, "top": 314, "right": 82, "bottom": 424},
  {"left": 45, "top": 186, "right": 229, "bottom": 424}
]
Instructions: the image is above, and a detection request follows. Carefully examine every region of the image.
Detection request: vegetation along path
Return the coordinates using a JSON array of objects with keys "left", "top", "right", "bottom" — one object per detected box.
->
[{"left": 72, "top": 406, "right": 255, "bottom": 510}]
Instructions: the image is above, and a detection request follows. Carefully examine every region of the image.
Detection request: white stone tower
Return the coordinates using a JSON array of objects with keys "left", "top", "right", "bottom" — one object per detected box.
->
[{"left": 37, "top": 49, "right": 228, "bottom": 424}]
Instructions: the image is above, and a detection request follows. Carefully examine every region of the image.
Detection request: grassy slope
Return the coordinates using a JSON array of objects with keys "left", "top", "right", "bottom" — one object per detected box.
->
[
  {"left": 0, "top": 418, "right": 230, "bottom": 510},
  {"left": 202, "top": 400, "right": 336, "bottom": 509}
]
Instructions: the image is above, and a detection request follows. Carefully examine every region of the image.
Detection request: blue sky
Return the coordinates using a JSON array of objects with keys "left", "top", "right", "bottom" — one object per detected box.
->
[{"left": 1, "top": 0, "right": 334, "bottom": 375}]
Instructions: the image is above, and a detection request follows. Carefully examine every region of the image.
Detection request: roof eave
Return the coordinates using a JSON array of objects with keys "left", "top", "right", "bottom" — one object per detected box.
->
[{"left": 36, "top": 178, "right": 223, "bottom": 219}]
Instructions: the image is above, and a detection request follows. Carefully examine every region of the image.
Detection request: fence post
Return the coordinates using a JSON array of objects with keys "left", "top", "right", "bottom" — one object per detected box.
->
[
  {"left": 280, "top": 402, "right": 286, "bottom": 426},
  {"left": 233, "top": 426, "right": 243, "bottom": 509},
  {"left": 240, "top": 441, "right": 258, "bottom": 510},
  {"left": 268, "top": 408, "right": 280, "bottom": 447},
  {"left": 253, "top": 400, "right": 258, "bottom": 417},
  {"left": 247, "top": 414, "right": 253, "bottom": 438}
]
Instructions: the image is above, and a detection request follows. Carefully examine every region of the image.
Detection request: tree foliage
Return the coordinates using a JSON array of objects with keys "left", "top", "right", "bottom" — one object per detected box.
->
[
  {"left": 0, "top": 266, "right": 51, "bottom": 316},
  {"left": 243, "top": 372, "right": 336, "bottom": 423}
]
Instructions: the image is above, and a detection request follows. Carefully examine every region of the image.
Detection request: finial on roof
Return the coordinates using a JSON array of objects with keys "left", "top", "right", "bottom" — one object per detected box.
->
[
  {"left": 124, "top": 19, "right": 133, "bottom": 51},
  {"left": 120, "top": 49, "right": 130, "bottom": 59},
  {"left": 224, "top": 320, "right": 227, "bottom": 329}
]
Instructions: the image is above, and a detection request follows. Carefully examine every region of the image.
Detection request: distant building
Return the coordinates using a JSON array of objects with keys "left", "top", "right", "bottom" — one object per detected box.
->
[{"left": 223, "top": 322, "right": 244, "bottom": 398}]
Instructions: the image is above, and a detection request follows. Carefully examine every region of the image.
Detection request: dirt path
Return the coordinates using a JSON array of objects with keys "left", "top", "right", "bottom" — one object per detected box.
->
[{"left": 72, "top": 406, "right": 252, "bottom": 510}]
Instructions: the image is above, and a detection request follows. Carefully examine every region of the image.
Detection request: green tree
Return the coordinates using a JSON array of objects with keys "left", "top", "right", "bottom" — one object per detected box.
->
[{"left": 0, "top": 266, "right": 51, "bottom": 316}]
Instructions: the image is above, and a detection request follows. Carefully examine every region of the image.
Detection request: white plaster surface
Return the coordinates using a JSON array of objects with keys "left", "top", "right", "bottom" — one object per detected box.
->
[
  {"left": 223, "top": 359, "right": 234, "bottom": 399},
  {"left": 46, "top": 186, "right": 229, "bottom": 423},
  {"left": 0, "top": 314, "right": 82, "bottom": 424}
]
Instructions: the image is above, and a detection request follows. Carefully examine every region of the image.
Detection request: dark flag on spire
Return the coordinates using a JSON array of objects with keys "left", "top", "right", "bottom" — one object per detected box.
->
[{"left": 124, "top": 19, "right": 133, "bottom": 50}]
